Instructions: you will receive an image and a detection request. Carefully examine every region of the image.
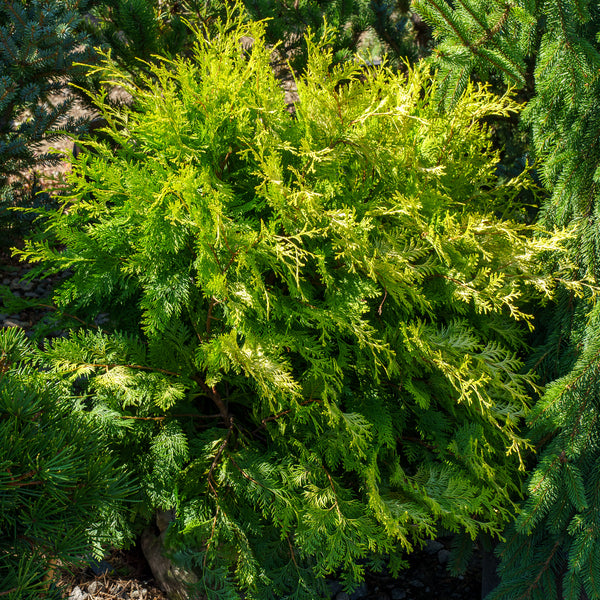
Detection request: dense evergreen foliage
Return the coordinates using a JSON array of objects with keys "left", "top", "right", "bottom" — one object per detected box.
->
[
  {"left": 0, "top": 0, "right": 200, "bottom": 243},
  {"left": 86, "top": 0, "right": 195, "bottom": 73},
  {"left": 240, "top": 0, "right": 425, "bottom": 71},
  {"left": 412, "top": 1, "right": 600, "bottom": 598},
  {"left": 8, "top": 1, "right": 600, "bottom": 597},
  {"left": 0, "top": 327, "right": 132, "bottom": 600},
  {"left": 14, "top": 11, "right": 578, "bottom": 598},
  {"left": 0, "top": 0, "right": 97, "bottom": 235}
]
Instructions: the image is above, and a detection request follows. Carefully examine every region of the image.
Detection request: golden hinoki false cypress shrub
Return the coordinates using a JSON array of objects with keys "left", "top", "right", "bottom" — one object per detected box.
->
[{"left": 17, "top": 12, "right": 577, "bottom": 599}]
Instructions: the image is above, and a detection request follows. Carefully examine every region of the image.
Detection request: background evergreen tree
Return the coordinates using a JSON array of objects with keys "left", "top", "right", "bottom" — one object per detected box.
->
[
  {"left": 86, "top": 0, "right": 195, "bottom": 74},
  {"left": 412, "top": 1, "right": 600, "bottom": 598},
  {"left": 0, "top": 327, "right": 133, "bottom": 600},
  {"left": 0, "top": 0, "right": 203, "bottom": 247},
  {"left": 240, "top": 0, "right": 428, "bottom": 72},
  {"left": 15, "top": 11, "right": 579, "bottom": 598},
  {"left": 142, "top": 0, "right": 431, "bottom": 74},
  {"left": 0, "top": 0, "right": 98, "bottom": 241}
]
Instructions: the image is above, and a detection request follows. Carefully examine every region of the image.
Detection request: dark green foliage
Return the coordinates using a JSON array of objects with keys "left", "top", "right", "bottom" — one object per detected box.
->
[
  {"left": 243, "top": 0, "right": 406, "bottom": 70},
  {"left": 169, "top": 0, "right": 430, "bottom": 76},
  {"left": 0, "top": 327, "right": 133, "bottom": 600},
  {"left": 88, "top": 0, "right": 194, "bottom": 72},
  {"left": 486, "top": 299, "right": 600, "bottom": 600},
  {"left": 15, "top": 12, "right": 575, "bottom": 598},
  {"left": 412, "top": 1, "right": 600, "bottom": 597},
  {"left": 242, "top": 0, "right": 429, "bottom": 73},
  {"left": 0, "top": 0, "right": 97, "bottom": 237},
  {"left": 413, "top": 0, "right": 535, "bottom": 107}
]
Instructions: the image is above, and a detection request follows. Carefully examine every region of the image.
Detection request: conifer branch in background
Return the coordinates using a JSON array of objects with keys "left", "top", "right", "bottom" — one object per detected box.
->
[
  {"left": 0, "top": 0, "right": 97, "bottom": 238},
  {"left": 0, "top": 327, "right": 134, "bottom": 600}
]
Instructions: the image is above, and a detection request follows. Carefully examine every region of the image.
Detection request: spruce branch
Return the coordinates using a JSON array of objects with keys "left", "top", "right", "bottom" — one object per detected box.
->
[
  {"left": 5, "top": 478, "right": 44, "bottom": 488},
  {"left": 519, "top": 538, "right": 562, "bottom": 600},
  {"left": 454, "top": 0, "right": 488, "bottom": 33},
  {"left": 424, "top": 0, "right": 472, "bottom": 49},
  {"left": 474, "top": 3, "right": 512, "bottom": 47},
  {"left": 518, "top": 455, "right": 562, "bottom": 532}
]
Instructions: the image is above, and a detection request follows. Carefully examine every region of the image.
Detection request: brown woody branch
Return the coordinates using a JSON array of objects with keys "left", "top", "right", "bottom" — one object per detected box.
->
[
  {"left": 322, "top": 465, "right": 343, "bottom": 518},
  {"left": 227, "top": 454, "right": 264, "bottom": 489},
  {"left": 251, "top": 398, "right": 321, "bottom": 435},
  {"left": 118, "top": 413, "right": 221, "bottom": 421},
  {"left": 194, "top": 376, "right": 229, "bottom": 423},
  {"left": 207, "top": 417, "right": 234, "bottom": 496},
  {"left": 64, "top": 362, "right": 182, "bottom": 378}
]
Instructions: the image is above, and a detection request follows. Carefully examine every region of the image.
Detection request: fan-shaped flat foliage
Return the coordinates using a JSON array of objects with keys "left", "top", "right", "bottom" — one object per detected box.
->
[{"left": 17, "top": 11, "right": 575, "bottom": 599}]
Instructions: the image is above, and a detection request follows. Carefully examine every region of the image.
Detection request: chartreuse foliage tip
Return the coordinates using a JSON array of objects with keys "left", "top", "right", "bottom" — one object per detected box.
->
[{"left": 16, "top": 10, "right": 580, "bottom": 600}]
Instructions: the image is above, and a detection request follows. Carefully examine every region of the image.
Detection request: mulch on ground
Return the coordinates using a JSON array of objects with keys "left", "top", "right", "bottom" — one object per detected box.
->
[{"left": 59, "top": 548, "right": 169, "bottom": 600}]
